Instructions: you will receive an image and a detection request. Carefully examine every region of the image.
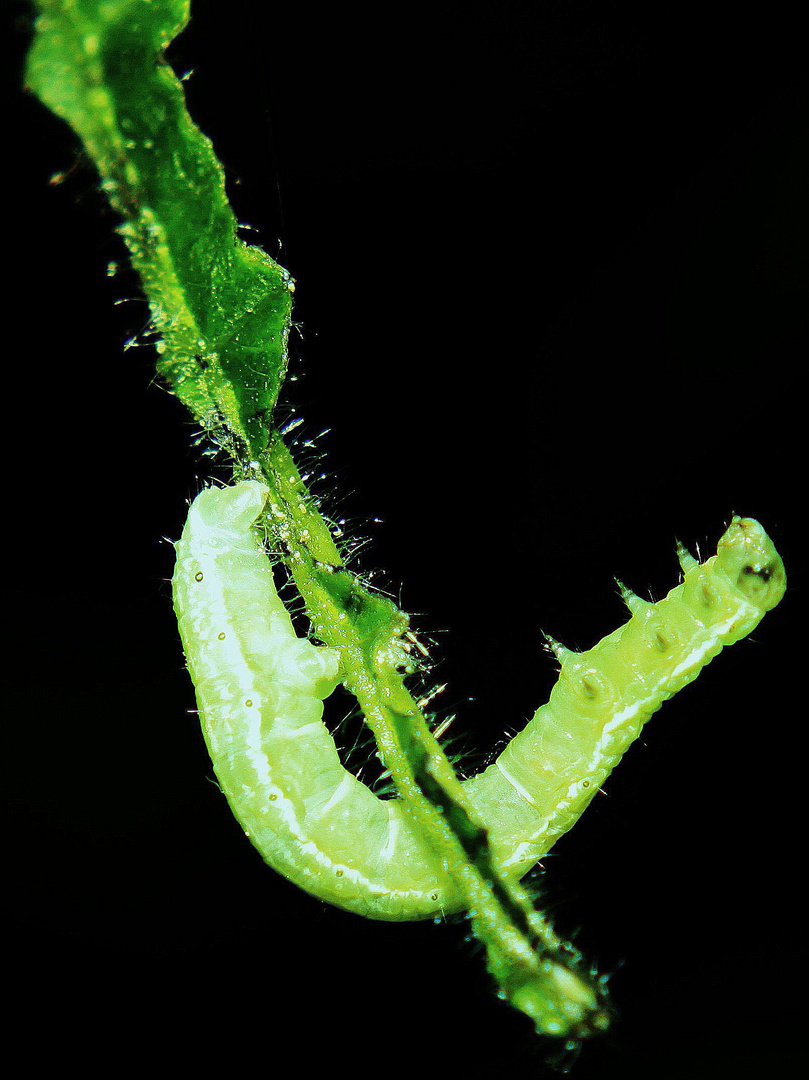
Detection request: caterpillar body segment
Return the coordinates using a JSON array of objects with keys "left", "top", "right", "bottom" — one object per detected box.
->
[{"left": 464, "top": 516, "right": 786, "bottom": 874}]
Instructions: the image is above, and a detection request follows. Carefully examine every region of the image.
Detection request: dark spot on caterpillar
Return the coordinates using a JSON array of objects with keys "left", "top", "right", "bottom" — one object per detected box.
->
[
  {"left": 194, "top": 353, "right": 208, "bottom": 370},
  {"left": 734, "top": 555, "right": 786, "bottom": 608},
  {"left": 742, "top": 562, "right": 774, "bottom": 583},
  {"left": 561, "top": 661, "right": 611, "bottom": 704},
  {"left": 581, "top": 677, "right": 600, "bottom": 700},
  {"left": 700, "top": 583, "right": 716, "bottom": 608},
  {"left": 194, "top": 571, "right": 204, "bottom": 581},
  {"left": 654, "top": 631, "right": 670, "bottom": 653}
]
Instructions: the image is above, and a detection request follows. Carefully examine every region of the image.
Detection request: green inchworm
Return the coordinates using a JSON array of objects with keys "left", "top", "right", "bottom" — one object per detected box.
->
[{"left": 173, "top": 480, "right": 785, "bottom": 921}]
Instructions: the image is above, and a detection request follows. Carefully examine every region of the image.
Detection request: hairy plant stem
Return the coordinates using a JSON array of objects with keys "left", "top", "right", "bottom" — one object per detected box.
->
[{"left": 258, "top": 434, "right": 606, "bottom": 1037}]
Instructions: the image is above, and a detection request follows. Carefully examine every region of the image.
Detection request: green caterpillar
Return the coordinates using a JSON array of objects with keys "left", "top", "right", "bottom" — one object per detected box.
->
[{"left": 173, "top": 483, "right": 785, "bottom": 922}]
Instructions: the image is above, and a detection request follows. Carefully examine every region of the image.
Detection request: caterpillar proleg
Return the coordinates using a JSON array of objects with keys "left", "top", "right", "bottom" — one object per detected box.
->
[{"left": 173, "top": 483, "right": 785, "bottom": 921}]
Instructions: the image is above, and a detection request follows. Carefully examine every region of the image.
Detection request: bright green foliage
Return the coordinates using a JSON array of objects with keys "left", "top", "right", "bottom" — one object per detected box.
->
[{"left": 26, "top": 0, "right": 293, "bottom": 458}]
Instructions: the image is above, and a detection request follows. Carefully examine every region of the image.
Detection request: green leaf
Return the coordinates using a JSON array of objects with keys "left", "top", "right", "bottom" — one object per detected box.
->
[{"left": 25, "top": 0, "right": 293, "bottom": 456}]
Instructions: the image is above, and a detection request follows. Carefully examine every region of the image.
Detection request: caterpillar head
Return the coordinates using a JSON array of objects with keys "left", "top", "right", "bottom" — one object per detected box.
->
[{"left": 715, "top": 516, "right": 786, "bottom": 612}]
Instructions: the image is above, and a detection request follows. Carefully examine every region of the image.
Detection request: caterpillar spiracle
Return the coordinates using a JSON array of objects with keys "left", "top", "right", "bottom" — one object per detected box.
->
[{"left": 173, "top": 481, "right": 785, "bottom": 920}]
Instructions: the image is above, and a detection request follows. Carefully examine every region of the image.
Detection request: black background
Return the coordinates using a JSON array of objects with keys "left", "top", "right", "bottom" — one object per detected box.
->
[{"left": 8, "top": 1, "right": 807, "bottom": 1075}]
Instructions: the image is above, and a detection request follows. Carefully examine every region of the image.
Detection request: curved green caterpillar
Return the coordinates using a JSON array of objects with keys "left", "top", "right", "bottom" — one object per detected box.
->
[
  {"left": 173, "top": 480, "right": 457, "bottom": 919},
  {"left": 173, "top": 481, "right": 785, "bottom": 920}
]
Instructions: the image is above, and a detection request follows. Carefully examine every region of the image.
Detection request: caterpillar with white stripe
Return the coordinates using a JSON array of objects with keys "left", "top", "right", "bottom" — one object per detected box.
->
[{"left": 172, "top": 481, "right": 785, "bottom": 921}]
